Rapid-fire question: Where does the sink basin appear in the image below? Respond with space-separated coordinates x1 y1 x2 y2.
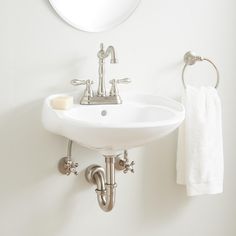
42 93 185 154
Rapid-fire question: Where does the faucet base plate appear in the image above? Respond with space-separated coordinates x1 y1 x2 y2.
80 95 122 105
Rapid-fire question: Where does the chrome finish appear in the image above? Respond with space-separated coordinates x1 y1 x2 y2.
115 150 135 174
85 155 117 212
71 43 131 105
71 79 87 86
116 78 132 84
97 43 117 97
85 164 105 184
67 139 73 157
71 79 94 104
183 51 203 65
109 78 132 96
58 140 79 175
58 157 79 176
101 110 107 116
58 145 134 211
182 51 220 89
80 95 122 105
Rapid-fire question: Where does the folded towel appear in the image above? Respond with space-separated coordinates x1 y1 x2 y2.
177 85 224 196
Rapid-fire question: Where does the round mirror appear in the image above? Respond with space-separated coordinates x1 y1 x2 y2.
49 0 141 32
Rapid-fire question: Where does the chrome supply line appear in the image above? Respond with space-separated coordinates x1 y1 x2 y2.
58 139 79 176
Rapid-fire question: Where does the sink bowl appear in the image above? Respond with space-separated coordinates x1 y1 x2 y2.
42 93 185 154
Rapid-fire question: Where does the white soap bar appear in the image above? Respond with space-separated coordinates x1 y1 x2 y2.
51 96 73 110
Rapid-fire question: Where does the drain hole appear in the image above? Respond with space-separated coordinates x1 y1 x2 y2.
101 110 107 116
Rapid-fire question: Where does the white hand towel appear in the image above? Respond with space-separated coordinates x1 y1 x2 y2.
177 85 224 196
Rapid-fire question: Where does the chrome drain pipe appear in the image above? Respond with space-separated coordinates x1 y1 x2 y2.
85 155 117 212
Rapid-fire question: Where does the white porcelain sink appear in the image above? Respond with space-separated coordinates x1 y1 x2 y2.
42 93 185 154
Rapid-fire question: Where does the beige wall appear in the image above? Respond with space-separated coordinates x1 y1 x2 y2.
1 0 236 235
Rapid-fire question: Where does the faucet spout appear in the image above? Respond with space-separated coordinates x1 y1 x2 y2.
72 43 129 105
97 43 117 63
105 46 118 64
97 43 117 96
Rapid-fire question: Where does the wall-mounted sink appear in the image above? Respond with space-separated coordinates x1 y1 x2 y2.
42 92 185 155
42 43 185 212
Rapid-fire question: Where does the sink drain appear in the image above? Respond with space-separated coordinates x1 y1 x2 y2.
101 110 107 116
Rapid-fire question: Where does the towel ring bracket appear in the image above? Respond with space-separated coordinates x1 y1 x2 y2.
182 51 220 89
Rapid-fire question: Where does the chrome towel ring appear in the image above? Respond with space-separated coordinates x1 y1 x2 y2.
182 51 220 89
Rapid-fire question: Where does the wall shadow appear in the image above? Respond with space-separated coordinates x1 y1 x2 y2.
0 99 95 236
138 131 190 225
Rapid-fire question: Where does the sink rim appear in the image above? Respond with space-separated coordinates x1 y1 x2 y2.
44 93 185 129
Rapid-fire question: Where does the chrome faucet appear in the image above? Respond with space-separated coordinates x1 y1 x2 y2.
71 43 131 105
97 43 117 97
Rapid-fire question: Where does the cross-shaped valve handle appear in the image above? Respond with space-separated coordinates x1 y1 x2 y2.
123 158 135 174
115 150 135 174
